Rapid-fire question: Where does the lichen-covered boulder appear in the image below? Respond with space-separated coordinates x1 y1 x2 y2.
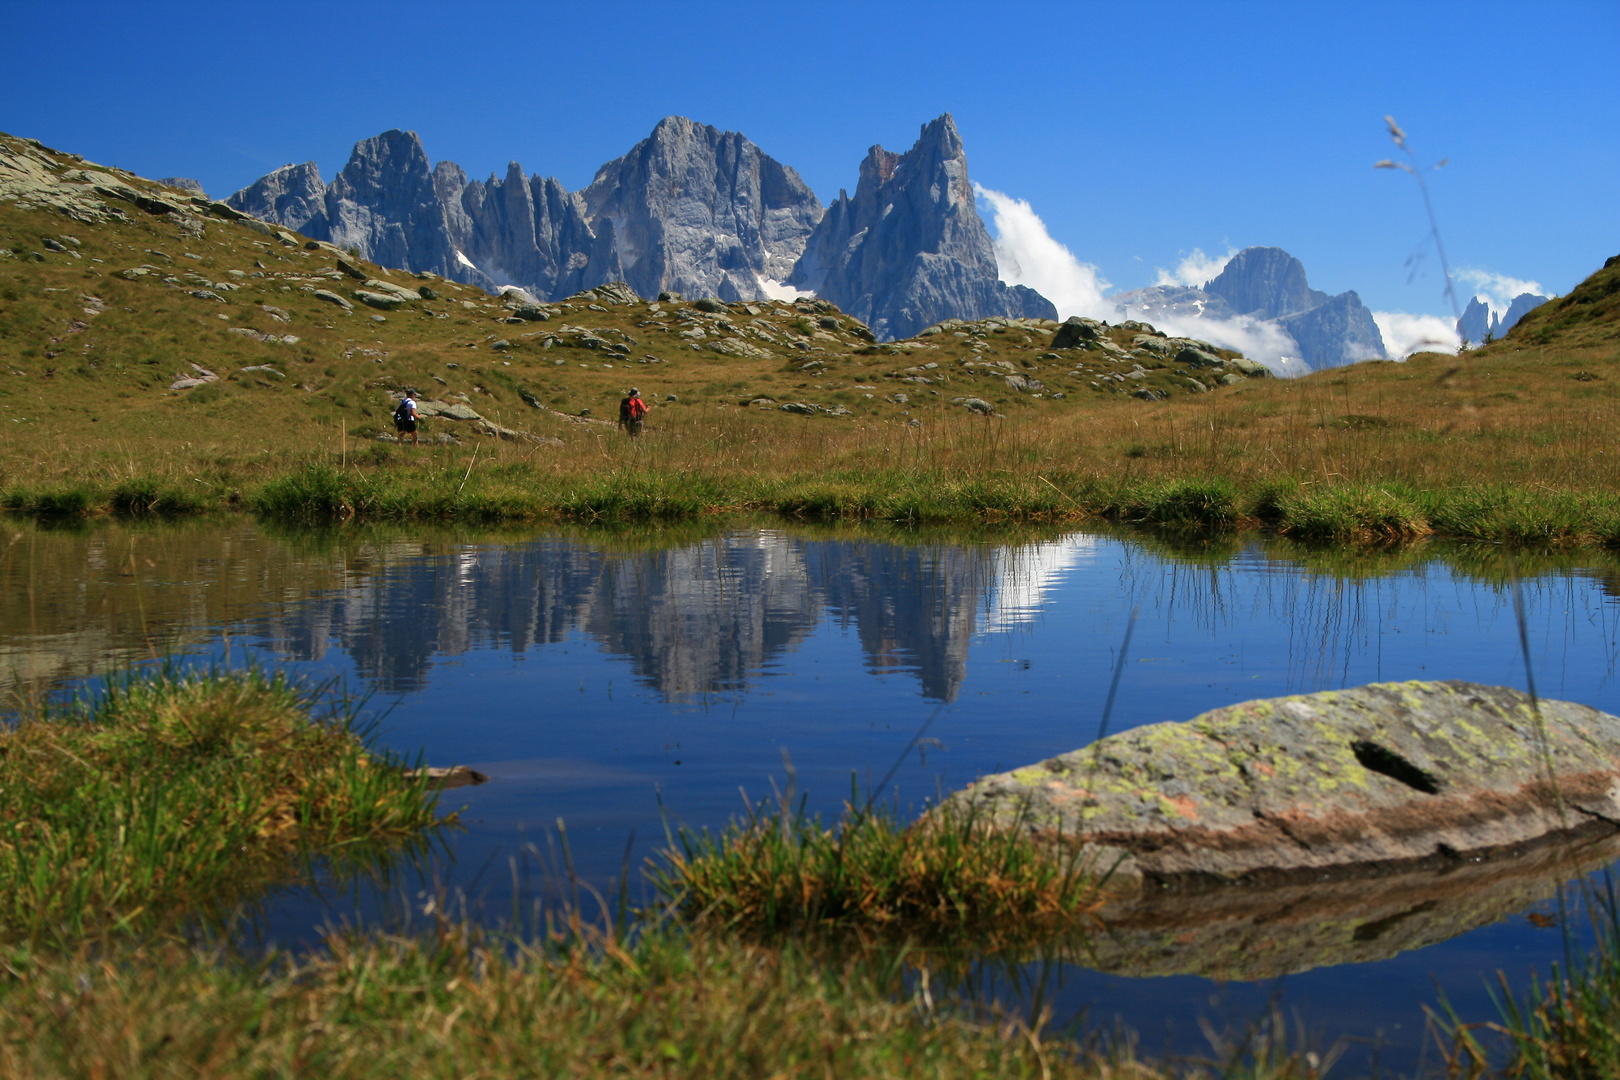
950 681 1620 889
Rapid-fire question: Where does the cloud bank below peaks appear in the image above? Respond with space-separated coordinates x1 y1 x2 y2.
974 185 1113 321
1372 311 1460 358
975 187 1307 375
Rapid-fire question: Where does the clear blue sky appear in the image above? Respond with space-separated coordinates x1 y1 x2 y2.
3 0 1615 321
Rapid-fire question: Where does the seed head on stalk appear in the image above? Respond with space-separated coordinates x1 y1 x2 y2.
1375 115 1461 326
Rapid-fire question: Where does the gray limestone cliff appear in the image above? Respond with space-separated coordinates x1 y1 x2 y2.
1276 289 1386 368
227 115 1055 333
1457 296 1493 344
787 114 1056 340
1455 292 1551 345
579 116 823 302
227 161 329 238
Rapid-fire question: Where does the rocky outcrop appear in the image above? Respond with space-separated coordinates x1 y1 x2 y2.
951 681 1620 890
157 177 206 198
787 114 1055 340
579 117 823 302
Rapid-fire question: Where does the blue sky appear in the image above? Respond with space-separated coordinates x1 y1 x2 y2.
3 0 1615 343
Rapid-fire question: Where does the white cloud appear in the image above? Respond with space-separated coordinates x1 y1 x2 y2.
1372 311 1460 358
1153 247 1235 289
1110 299 1312 377
974 184 1114 320
1457 268 1548 320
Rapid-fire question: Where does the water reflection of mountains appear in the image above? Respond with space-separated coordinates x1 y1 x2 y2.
259 533 1077 700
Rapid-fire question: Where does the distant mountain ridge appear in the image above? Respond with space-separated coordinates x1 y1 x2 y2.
1112 246 1386 371
228 114 1055 340
1457 292 1551 345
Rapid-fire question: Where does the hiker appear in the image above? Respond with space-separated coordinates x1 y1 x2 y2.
619 387 648 436
394 388 420 445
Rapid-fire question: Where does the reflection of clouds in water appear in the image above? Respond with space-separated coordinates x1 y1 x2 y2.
977 536 1099 634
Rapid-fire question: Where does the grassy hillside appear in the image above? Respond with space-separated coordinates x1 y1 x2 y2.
3 129 1619 543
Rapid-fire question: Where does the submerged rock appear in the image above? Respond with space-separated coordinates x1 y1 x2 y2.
951 681 1620 890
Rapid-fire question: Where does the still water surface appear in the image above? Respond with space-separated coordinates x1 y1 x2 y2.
7 519 1620 1070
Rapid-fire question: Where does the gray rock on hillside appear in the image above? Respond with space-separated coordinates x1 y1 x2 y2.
579 116 824 302
950 680 1620 890
787 113 1056 341
157 176 206 198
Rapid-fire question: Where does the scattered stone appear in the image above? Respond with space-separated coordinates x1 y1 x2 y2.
693 297 727 314
336 257 367 280
313 289 353 311
665 394 679 402
239 365 285 378
962 398 994 415
419 285 440 300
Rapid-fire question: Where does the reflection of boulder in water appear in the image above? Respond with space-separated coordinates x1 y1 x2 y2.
1077 827 1620 980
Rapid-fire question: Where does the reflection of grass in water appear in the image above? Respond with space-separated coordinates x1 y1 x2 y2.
0 664 447 949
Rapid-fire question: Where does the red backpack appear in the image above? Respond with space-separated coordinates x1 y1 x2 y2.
627 396 647 420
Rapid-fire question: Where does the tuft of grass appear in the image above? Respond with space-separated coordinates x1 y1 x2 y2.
0 925 1232 1080
650 789 1102 942
0 664 445 948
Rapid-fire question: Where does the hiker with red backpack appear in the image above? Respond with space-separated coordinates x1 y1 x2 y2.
619 387 648 436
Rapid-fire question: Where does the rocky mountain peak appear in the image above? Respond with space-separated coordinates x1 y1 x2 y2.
788 112 1054 339
579 115 822 302
1204 246 1322 320
226 161 328 237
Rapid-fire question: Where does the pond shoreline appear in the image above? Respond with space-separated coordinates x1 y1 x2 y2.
9 463 1620 549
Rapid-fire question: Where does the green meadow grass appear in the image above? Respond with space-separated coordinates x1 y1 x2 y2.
0 665 444 949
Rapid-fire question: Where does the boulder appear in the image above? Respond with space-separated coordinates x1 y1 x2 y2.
962 397 994 415
1176 346 1224 369
353 290 404 311
336 257 367 280
313 289 352 311
1051 317 1107 349
949 681 1620 891
360 278 419 302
